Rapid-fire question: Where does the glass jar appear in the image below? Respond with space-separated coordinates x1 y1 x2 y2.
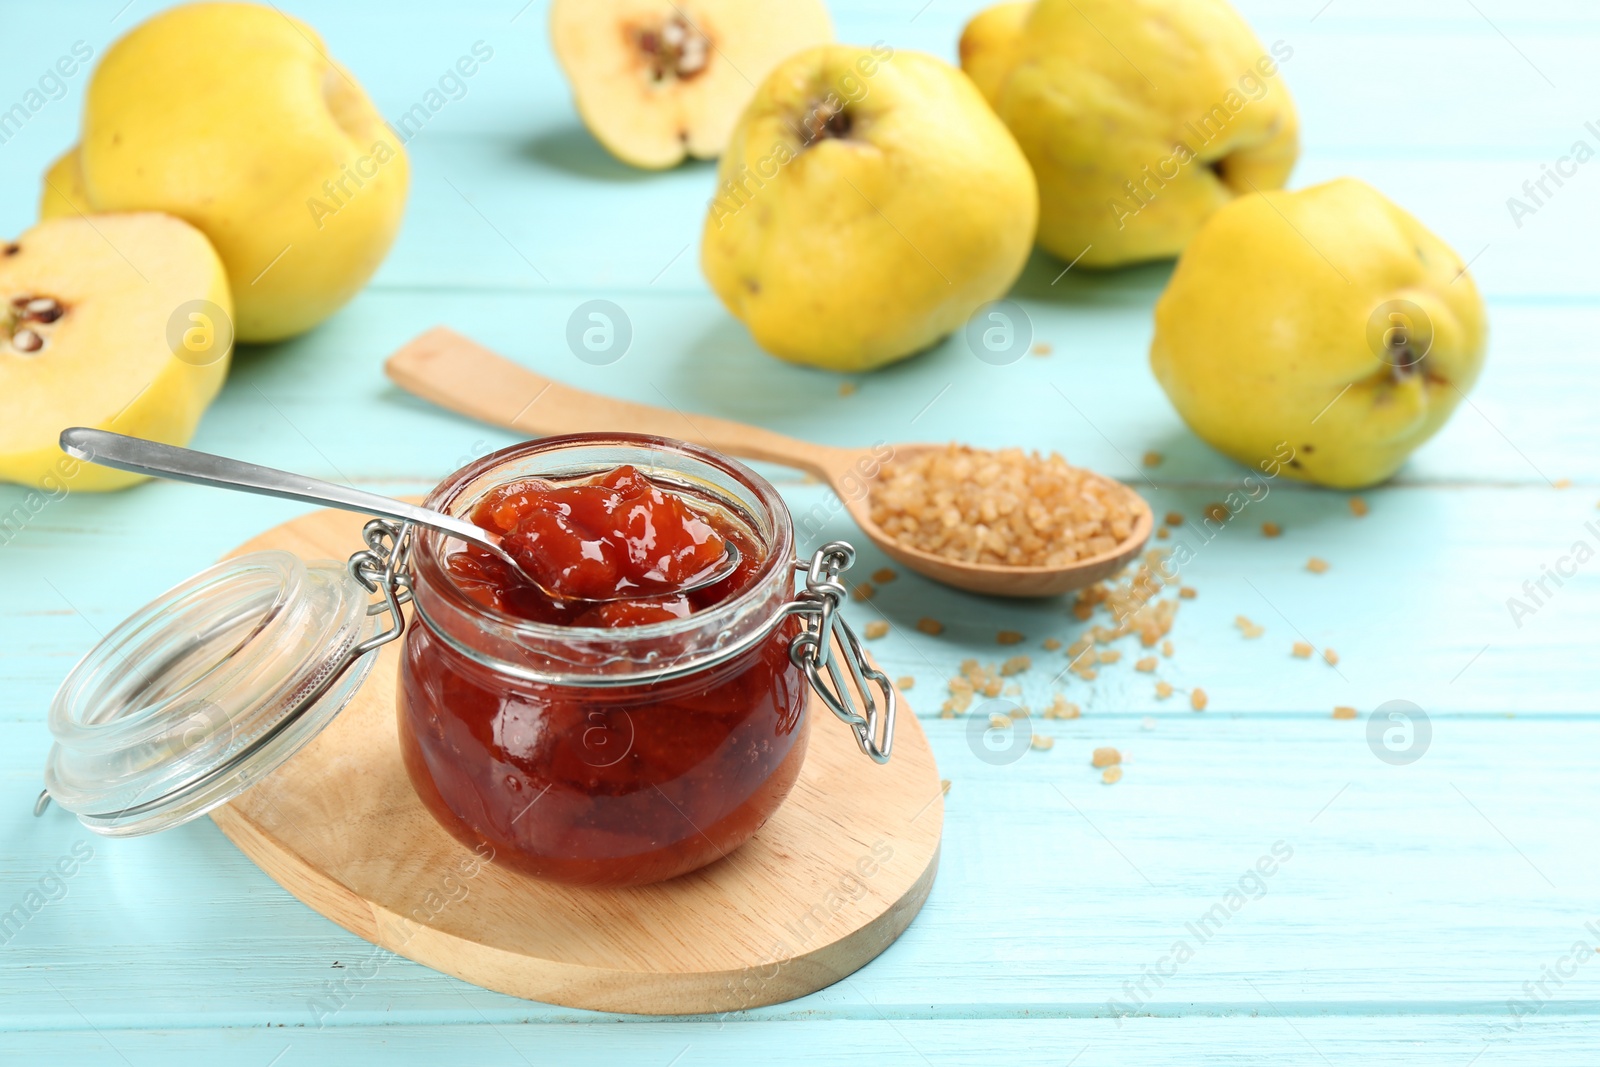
39 433 895 888
400 435 813 887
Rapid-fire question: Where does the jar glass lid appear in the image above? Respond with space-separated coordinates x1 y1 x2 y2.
42 550 381 837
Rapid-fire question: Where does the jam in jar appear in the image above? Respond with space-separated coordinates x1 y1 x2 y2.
398 435 811 887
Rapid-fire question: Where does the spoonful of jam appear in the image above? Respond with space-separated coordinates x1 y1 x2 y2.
58 429 740 606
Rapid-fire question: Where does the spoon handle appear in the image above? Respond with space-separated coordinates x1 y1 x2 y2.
384 327 856 479
58 427 492 548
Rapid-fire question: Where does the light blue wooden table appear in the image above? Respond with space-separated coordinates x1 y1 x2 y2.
4 1 1599 1062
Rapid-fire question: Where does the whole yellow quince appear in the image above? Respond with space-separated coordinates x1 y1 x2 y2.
960 0 1299 268
51 2 408 342
1150 179 1488 489
701 44 1038 372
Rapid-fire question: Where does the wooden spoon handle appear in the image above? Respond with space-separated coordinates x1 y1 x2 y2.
386 328 851 479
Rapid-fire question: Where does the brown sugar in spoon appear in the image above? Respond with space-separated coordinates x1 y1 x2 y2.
385 328 1153 598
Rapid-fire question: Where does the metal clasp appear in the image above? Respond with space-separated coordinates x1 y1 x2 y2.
347 519 414 656
784 541 896 764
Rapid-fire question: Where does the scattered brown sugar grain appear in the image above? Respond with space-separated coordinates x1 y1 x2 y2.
997 630 1025 646
1292 641 1314 658
1235 615 1265 639
1333 706 1358 719
948 659 1005 710
1262 522 1282 537
1161 640 1173 657
1061 549 1185 676
1031 734 1054 751
838 381 857 397
1155 681 1174 699
1042 694 1081 719
853 581 876 601
1000 655 1031 676
1135 656 1157 672
896 676 915 691
1323 648 1340 666
1306 557 1330 574
1032 342 1053 356
872 567 898 584
1204 503 1230 523
916 617 944 636
1143 451 1163 467
867 443 1141 568
864 621 889 639
1190 687 1209 711
1165 511 1184 526
1554 478 1572 489
1041 637 1062 651
1156 527 1170 540
1091 746 1121 768
1102 766 1123 784
1098 649 1122 664
1178 586 1196 599
1349 497 1369 517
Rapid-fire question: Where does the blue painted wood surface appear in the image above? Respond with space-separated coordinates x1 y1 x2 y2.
4 1 1599 1062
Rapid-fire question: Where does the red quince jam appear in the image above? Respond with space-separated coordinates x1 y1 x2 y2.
444 464 760 626
399 464 808 887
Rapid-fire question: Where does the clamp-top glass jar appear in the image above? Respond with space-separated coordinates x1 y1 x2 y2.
40 432 895 889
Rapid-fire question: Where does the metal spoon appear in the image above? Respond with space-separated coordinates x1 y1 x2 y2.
59 428 740 602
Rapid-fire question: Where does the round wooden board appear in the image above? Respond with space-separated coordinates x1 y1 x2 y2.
208 507 943 1015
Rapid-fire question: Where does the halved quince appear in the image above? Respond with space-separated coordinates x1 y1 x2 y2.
550 0 834 169
0 214 232 492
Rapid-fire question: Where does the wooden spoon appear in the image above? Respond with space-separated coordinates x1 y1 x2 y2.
384 327 1153 598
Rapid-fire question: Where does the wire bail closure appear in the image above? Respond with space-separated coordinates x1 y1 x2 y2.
348 518 415 654
784 541 896 765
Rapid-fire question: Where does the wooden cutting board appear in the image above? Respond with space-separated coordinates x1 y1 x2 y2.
209 507 943 1015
